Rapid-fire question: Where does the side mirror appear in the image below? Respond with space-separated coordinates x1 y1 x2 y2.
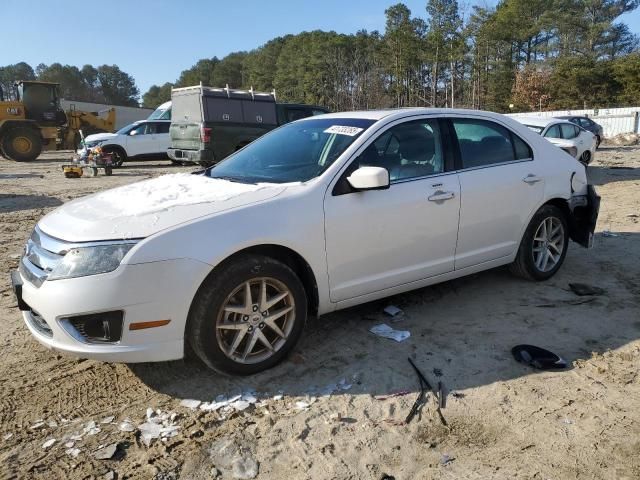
346 166 390 191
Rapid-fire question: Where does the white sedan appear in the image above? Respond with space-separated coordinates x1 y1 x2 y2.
12 109 600 374
516 116 597 165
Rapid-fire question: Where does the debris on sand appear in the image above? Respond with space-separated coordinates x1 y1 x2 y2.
138 410 180 446
440 453 455 465
84 420 101 436
118 420 135 432
569 283 606 296
209 439 259 480
601 230 619 237
42 438 56 449
100 416 115 424
384 305 405 321
200 393 258 413
179 399 202 410
66 447 81 458
370 323 410 342
94 443 119 460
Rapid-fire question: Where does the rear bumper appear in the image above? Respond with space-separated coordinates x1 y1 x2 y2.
569 185 600 248
168 148 214 164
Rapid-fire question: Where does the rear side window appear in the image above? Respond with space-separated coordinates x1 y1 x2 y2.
560 124 578 139
544 124 561 138
578 118 593 128
452 119 530 169
155 122 170 134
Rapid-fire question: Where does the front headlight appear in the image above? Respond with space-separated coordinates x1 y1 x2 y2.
48 243 136 281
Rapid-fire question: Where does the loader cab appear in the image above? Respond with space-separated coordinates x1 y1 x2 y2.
15 81 67 127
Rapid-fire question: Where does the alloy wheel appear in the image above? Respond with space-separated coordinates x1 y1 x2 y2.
216 277 295 364
532 217 565 272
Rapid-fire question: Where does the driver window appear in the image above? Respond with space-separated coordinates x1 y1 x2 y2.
130 124 147 136
356 119 444 182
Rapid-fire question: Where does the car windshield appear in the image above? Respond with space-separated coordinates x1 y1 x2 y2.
115 123 138 135
525 125 544 134
208 118 375 184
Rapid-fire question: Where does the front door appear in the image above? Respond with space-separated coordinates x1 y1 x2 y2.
323 118 460 302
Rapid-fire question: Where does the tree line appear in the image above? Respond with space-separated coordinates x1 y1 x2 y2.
0 62 140 107
2 0 638 113
144 0 640 113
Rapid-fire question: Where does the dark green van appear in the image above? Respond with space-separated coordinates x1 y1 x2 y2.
168 85 329 166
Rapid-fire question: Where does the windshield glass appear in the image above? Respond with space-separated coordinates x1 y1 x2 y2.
116 123 138 135
148 105 171 120
208 118 375 184
525 125 544 134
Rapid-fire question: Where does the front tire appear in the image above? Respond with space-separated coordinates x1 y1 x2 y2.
581 150 592 165
187 255 307 375
103 146 126 167
510 205 569 281
1 127 42 162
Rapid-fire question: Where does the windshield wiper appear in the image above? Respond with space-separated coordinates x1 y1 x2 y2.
211 175 256 184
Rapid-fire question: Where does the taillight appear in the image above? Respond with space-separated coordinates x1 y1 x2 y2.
200 127 212 144
561 146 578 158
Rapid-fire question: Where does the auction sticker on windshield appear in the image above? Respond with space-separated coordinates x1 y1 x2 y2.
324 125 364 136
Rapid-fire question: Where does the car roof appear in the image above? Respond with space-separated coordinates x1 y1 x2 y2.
301 108 512 122
515 116 574 128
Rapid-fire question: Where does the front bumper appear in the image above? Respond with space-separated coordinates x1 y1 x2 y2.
11 258 211 363
168 148 214 164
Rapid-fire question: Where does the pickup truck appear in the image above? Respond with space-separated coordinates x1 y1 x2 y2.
168 85 328 166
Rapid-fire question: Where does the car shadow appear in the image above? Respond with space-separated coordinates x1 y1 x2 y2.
0 194 63 213
129 231 640 405
588 165 640 186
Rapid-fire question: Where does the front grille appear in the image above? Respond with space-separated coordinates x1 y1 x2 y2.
26 310 53 338
21 226 66 287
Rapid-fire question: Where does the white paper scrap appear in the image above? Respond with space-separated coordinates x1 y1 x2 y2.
369 323 410 342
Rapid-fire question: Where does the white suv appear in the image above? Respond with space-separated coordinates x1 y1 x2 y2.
14 109 599 375
79 120 171 166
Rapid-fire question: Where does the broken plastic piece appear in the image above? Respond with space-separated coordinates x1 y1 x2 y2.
511 344 568 370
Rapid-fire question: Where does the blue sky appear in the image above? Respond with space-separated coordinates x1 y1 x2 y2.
2 0 639 97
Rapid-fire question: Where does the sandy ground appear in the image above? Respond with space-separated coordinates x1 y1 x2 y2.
0 149 638 480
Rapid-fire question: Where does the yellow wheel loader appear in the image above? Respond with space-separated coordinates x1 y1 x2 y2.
0 81 67 162
61 106 116 150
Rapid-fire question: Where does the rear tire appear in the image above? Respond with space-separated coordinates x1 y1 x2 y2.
510 205 569 281
1 127 42 162
595 135 601 149
187 255 307 375
581 150 592 165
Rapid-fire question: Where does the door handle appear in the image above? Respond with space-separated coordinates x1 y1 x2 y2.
522 174 542 184
428 190 455 202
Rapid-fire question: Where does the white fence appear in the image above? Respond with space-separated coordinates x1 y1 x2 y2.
508 106 640 138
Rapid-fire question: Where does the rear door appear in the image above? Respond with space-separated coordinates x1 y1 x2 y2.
152 122 171 155
449 116 544 270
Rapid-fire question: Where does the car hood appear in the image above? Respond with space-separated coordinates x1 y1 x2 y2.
84 132 118 143
38 174 287 242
